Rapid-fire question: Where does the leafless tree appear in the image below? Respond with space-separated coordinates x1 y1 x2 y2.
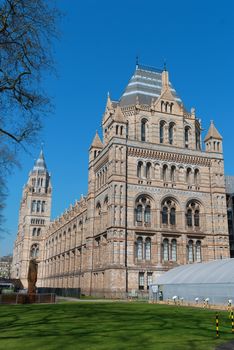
0 0 60 230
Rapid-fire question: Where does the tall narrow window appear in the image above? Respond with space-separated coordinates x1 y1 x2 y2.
144 205 151 223
171 166 176 182
187 209 193 227
170 208 176 225
196 240 201 262
194 169 200 186
163 239 169 261
146 162 151 179
136 205 143 222
194 210 200 227
188 240 194 262
168 123 174 145
185 127 189 148
162 164 168 182
171 239 177 261
141 119 147 141
196 130 200 150
36 201 41 212
147 272 153 290
145 238 151 260
162 207 168 224
139 272 144 290
32 228 37 236
186 168 192 185
160 121 164 143
137 161 143 178
137 237 143 260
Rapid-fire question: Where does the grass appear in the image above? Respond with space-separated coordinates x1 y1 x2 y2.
0 302 234 350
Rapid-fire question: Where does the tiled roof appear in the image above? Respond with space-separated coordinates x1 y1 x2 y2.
119 64 182 106
204 121 222 142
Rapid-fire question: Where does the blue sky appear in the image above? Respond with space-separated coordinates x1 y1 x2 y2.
1 0 234 256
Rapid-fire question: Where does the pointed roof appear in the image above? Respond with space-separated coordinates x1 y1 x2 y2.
119 64 182 106
33 150 47 172
113 105 125 123
90 131 103 149
204 120 222 142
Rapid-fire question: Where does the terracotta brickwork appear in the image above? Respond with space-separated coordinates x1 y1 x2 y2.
12 65 229 296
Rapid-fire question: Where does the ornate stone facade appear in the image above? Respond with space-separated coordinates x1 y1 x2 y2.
12 64 229 297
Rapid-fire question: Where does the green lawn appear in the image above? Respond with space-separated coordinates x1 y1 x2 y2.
0 302 234 350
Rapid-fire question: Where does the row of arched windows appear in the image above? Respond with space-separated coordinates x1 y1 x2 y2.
136 237 202 263
135 196 201 229
31 200 46 213
32 228 41 237
140 119 198 148
137 161 200 186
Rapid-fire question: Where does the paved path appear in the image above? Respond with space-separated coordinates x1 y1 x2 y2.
216 340 234 349
56 296 127 303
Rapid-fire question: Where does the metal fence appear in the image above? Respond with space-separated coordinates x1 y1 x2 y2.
0 293 56 304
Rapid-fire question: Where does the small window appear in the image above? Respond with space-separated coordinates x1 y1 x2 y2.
139 272 144 290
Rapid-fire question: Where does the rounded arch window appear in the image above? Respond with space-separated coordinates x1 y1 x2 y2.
135 196 152 225
162 238 169 261
160 121 166 143
136 237 143 260
145 237 151 260
146 162 152 179
168 122 175 145
96 202 101 216
137 161 143 178
30 244 39 258
186 201 201 229
161 198 177 226
141 119 148 142
184 126 190 148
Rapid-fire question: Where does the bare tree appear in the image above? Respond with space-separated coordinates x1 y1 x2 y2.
0 0 60 230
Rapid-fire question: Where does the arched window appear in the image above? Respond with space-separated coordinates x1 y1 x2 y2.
141 119 147 142
168 123 174 145
137 161 143 178
160 121 165 143
186 202 201 229
145 237 151 260
194 210 200 227
186 168 192 185
187 209 192 226
120 126 123 136
144 205 151 223
171 239 177 261
116 125 119 135
196 130 200 150
163 239 169 261
31 200 36 212
184 126 190 148
136 205 143 222
30 244 39 258
188 240 194 262
162 164 168 182
146 162 151 179
41 201 45 212
103 196 108 212
170 208 176 225
136 237 143 260
161 199 177 226
162 207 168 224
171 166 176 182
37 228 41 236
36 200 41 212
32 228 37 236
135 196 152 226
196 240 201 262
194 169 200 186
96 202 101 216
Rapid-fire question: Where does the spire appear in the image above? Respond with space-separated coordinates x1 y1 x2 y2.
106 92 113 112
90 131 103 149
33 149 47 172
204 120 222 142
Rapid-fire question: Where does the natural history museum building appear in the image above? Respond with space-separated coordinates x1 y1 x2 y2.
11 64 229 297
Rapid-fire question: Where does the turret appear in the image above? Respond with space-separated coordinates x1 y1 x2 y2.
204 120 223 153
89 131 103 162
